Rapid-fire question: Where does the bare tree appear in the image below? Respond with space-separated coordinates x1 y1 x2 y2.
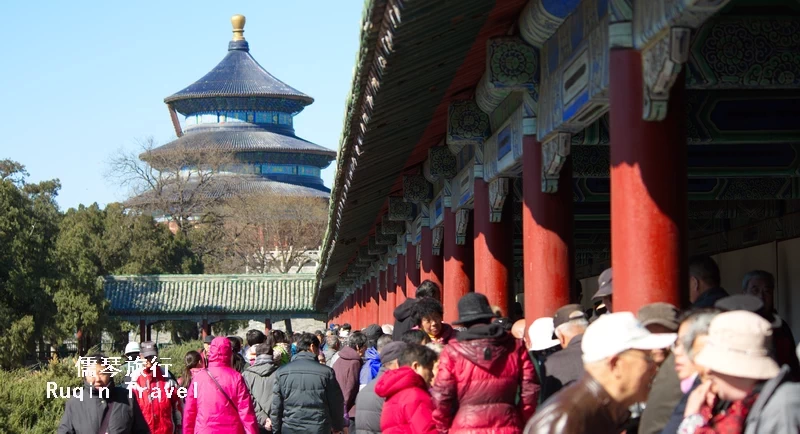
205 193 328 274
107 137 235 235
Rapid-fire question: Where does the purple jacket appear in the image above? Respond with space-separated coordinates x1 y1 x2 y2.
183 337 258 434
333 346 363 418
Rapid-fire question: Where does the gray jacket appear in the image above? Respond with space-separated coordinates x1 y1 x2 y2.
243 355 280 430
744 365 800 434
271 351 345 434
639 354 682 434
542 334 585 402
354 367 387 434
57 383 149 434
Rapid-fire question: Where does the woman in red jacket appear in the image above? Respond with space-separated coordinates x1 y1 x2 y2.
431 293 540 433
132 342 182 434
375 344 439 434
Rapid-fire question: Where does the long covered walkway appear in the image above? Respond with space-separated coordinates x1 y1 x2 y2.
315 0 800 339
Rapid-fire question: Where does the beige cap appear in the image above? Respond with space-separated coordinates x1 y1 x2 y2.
694 311 780 380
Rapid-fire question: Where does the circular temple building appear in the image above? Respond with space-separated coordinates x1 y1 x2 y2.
142 14 335 204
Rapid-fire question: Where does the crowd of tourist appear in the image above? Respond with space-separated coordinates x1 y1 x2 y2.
57 256 800 434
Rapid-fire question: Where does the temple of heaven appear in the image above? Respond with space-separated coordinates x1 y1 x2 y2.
141 14 335 203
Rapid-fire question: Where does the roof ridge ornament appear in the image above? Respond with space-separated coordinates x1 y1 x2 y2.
231 14 246 41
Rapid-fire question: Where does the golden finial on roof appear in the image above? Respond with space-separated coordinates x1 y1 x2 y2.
231 14 246 41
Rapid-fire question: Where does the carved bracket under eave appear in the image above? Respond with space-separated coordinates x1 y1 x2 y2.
641 27 691 121
541 132 571 193
488 178 509 223
424 146 458 183
381 217 407 235
431 227 444 256
632 0 732 121
475 37 539 115
388 196 414 221
403 175 432 204
455 208 470 245
446 100 491 155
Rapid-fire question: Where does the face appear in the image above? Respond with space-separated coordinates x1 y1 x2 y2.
615 349 658 404
85 363 112 390
689 276 700 302
421 313 443 337
673 322 698 381
745 277 774 312
645 324 674 367
412 361 435 386
709 371 758 401
203 343 211 352
144 355 158 373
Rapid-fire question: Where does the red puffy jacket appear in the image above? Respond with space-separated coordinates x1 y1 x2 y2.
431 324 539 434
375 367 437 434
133 366 181 434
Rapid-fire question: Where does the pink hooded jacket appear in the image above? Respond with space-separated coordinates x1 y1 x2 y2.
183 337 258 434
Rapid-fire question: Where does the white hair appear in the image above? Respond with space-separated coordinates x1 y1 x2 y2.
555 318 589 339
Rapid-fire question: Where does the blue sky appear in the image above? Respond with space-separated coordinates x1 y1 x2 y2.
0 2 363 210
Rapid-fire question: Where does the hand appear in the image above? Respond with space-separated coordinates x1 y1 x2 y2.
264 419 272 430
684 380 713 417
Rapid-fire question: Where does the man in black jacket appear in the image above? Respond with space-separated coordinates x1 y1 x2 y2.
58 353 149 434
689 255 729 308
271 333 345 434
392 280 440 341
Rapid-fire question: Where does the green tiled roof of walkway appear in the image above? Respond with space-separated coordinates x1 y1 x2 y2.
104 274 316 315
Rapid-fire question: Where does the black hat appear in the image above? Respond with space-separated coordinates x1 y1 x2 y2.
140 341 158 358
553 304 586 330
203 335 216 344
715 295 781 328
364 324 384 341
453 293 496 325
379 342 407 364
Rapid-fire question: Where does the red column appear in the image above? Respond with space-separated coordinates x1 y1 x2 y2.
444 209 473 323
406 241 420 296
609 49 687 312
355 286 362 329
345 294 353 327
371 276 380 326
523 136 574 321
387 263 397 322
473 179 513 315
396 252 407 308
420 227 444 288
379 270 388 325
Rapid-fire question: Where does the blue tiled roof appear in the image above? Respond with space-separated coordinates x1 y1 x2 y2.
164 40 313 113
152 129 336 159
104 274 317 315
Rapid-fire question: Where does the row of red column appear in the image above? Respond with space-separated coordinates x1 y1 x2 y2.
332 48 685 326
330 245 416 328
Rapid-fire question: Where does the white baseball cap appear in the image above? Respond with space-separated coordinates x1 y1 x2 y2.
528 317 560 351
124 342 141 355
581 312 676 363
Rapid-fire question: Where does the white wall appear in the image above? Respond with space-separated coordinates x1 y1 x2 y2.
578 240 799 339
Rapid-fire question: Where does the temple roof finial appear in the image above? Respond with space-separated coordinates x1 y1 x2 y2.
231 14 246 41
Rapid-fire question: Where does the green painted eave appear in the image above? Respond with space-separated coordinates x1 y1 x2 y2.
103 274 316 316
